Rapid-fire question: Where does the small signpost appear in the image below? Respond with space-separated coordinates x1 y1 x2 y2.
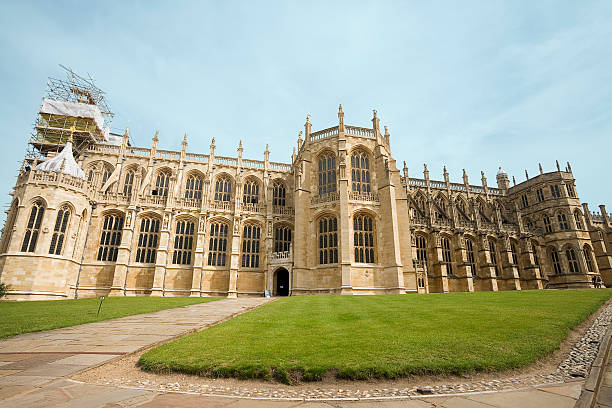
97 296 105 317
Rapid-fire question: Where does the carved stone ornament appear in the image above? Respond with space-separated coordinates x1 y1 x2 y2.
163 214 170 229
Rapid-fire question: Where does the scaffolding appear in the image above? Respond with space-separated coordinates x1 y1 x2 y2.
27 65 114 160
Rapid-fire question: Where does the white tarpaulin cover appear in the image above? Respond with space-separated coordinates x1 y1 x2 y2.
40 98 105 131
35 140 85 179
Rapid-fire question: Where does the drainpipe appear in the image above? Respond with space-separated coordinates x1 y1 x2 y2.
74 201 97 299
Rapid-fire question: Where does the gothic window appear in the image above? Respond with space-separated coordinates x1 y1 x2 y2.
566 247 580 273
97 214 124 262
318 216 338 264
214 176 231 202
566 184 576 197
102 166 112 185
536 188 544 202
172 220 195 265
532 240 540 266
510 242 518 265
543 215 553 233
317 152 336 197
273 182 286 207
185 175 203 199
207 221 228 266
521 194 529 208
87 169 94 183
574 210 583 230
0 200 18 254
274 225 292 253
135 217 160 263
441 237 453 274
466 239 476 277
49 205 70 255
241 224 261 268
417 277 425 288
583 245 594 272
123 170 135 196
550 184 561 198
416 235 427 266
351 150 371 194
435 196 447 219
456 199 466 215
558 213 569 231
242 179 260 204
21 200 45 253
489 241 499 276
354 214 375 263
524 217 533 230
154 171 170 197
551 248 562 274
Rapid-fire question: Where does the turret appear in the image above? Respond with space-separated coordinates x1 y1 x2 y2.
496 166 510 192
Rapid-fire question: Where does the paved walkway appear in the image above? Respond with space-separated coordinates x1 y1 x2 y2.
0 297 585 407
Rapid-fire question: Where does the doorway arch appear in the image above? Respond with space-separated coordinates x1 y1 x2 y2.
274 268 289 296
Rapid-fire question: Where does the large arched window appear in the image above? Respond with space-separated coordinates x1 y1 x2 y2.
318 216 338 264
465 238 476 276
241 224 261 268
208 221 229 266
123 169 135 196
273 181 286 207
243 179 260 204
531 240 540 267
97 214 124 262
351 150 371 193
574 210 584 230
154 171 170 197
415 235 427 265
102 165 112 185
172 220 195 265
135 217 160 263
274 225 292 253
557 212 569 231
583 245 595 272
49 205 71 255
551 248 562 274
21 200 45 253
185 174 203 199
214 176 231 202
435 195 448 219
566 247 580 273
317 152 336 197
489 241 499 276
543 215 553 233
0 200 18 254
441 236 453 274
354 214 375 263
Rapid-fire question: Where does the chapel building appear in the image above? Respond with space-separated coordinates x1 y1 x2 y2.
1 73 611 300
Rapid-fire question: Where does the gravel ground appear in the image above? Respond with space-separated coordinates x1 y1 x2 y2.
74 298 612 400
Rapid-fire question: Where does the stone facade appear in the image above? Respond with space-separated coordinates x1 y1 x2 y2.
1 106 611 300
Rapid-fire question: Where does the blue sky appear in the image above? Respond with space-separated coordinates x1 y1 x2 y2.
1 1 611 223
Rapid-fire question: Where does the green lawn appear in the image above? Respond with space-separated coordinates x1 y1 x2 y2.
0 296 221 339
139 290 611 384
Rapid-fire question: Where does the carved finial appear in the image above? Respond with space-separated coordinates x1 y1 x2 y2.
211 137 216 146
265 143 269 153
567 161 572 173
183 133 187 142
424 163 428 172
512 176 516 186
525 170 529 179
443 165 448 174
238 140 243 151
539 163 543 174
384 126 389 136
153 130 159 142
306 114 311 124
338 104 343 113
298 131 303 142
373 109 377 118
123 127 130 138
555 160 560 171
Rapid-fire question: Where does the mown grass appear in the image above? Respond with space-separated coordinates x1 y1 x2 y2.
0 296 221 339
139 290 611 384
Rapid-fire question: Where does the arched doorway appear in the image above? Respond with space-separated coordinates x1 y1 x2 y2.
274 268 289 296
